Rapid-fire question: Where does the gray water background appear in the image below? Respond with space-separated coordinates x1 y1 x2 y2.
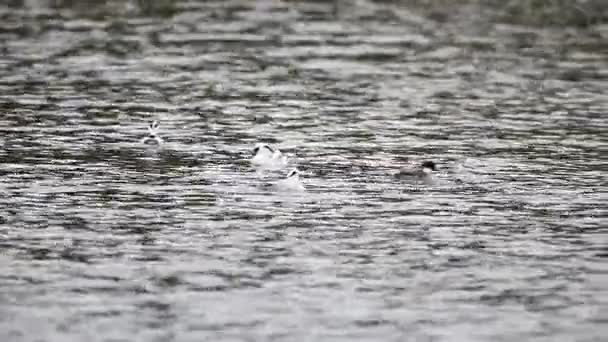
0 1 607 341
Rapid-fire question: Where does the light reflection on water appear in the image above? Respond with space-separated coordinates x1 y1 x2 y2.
0 1 606 341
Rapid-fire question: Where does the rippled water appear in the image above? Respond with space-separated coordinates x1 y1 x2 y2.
1 1 607 341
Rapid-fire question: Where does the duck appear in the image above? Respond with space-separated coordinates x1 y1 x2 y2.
394 161 437 185
275 168 305 192
141 120 163 145
251 143 288 169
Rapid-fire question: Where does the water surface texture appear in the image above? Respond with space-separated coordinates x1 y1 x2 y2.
1 1 607 341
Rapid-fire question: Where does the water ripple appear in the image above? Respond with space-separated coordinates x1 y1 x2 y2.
0 1 606 342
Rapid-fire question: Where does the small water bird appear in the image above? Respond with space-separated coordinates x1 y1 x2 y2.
251 143 288 169
275 168 305 192
394 161 437 185
141 120 163 145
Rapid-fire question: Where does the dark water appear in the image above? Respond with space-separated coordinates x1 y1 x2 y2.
0 1 607 341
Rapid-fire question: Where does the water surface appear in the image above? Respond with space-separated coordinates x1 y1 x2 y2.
0 1 606 341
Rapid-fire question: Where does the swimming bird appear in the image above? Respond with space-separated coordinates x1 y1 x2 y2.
251 143 288 169
275 168 305 192
141 120 163 145
394 161 437 185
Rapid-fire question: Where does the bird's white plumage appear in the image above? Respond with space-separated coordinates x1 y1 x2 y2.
251 143 288 170
141 120 163 145
275 168 305 192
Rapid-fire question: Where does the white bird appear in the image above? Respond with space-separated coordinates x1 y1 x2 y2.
275 168 305 192
251 143 288 169
394 161 437 185
141 120 163 145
